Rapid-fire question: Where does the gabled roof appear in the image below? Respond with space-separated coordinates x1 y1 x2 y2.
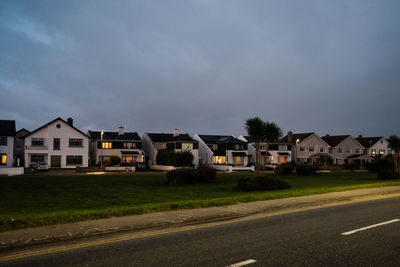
147 133 197 143
0 120 16 136
199 135 247 144
355 137 383 148
281 132 314 144
25 117 89 138
321 135 351 147
16 128 30 135
89 131 141 141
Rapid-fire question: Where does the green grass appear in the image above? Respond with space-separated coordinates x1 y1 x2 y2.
0 172 399 231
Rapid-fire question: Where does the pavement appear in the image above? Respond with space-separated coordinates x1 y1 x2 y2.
1 185 400 250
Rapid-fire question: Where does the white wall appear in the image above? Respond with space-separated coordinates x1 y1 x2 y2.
369 138 390 156
193 134 214 165
295 134 330 162
330 137 364 165
0 167 24 176
142 133 158 165
238 135 255 163
0 136 14 168
25 119 89 168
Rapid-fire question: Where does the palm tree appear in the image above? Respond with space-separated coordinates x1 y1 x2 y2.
388 135 400 175
245 117 282 177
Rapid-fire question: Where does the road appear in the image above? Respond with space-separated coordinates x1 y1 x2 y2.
1 197 400 266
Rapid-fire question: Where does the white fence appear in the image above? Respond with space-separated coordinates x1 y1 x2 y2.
0 167 24 176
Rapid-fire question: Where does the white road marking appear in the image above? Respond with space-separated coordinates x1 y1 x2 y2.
227 259 257 267
341 219 400 235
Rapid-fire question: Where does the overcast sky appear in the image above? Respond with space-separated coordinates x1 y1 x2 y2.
1 0 400 137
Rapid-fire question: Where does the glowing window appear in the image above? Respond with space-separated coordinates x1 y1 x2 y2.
181 143 193 150
0 155 6 165
213 156 226 164
379 149 385 155
371 149 376 155
233 156 244 165
102 142 112 149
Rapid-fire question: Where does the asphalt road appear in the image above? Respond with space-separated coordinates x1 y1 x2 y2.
2 197 400 266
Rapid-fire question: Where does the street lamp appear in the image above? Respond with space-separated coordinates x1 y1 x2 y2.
100 131 104 172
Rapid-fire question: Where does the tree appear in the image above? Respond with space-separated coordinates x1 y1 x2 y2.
245 117 282 177
388 135 400 175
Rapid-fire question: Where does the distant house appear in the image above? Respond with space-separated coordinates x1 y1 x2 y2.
88 127 144 166
321 135 369 165
355 136 390 157
142 129 199 166
14 128 30 167
193 134 248 166
24 117 89 168
281 132 330 163
238 135 291 166
0 120 16 168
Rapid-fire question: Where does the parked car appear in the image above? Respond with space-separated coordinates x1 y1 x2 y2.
31 162 49 171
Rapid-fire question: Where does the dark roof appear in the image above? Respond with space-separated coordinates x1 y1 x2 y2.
199 135 247 144
242 135 288 145
281 132 314 144
232 152 247 156
0 120 16 136
355 137 383 148
346 154 366 159
277 152 290 156
89 131 141 141
16 128 30 135
147 133 197 143
121 151 140 155
25 117 89 138
321 135 351 147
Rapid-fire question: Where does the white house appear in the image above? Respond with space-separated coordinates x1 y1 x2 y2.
238 135 292 166
193 134 249 166
24 117 89 169
356 136 391 157
88 127 144 166
0 120 16 168
142 129 199 166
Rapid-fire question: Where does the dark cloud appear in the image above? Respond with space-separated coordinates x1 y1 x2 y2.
1 0 400 137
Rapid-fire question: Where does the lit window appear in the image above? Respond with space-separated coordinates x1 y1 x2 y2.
371 149 376 155
213 156 226 164
182 143 193 150
102 142 112 149
0 154 6 165
233 156 244 165
379 149 385 155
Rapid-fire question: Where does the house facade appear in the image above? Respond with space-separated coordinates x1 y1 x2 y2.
322 135 367 165
238 135 292 166
24 118 89 168
193 134 248 166
14 128 30 167
355 136 390 157
281 132 330 163
142 129 199 166
88 127 144 166
0 120 16 168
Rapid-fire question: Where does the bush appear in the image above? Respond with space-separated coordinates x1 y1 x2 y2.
237 176 290 191
275 162 295 175
109 156 121 166
296 164 316 176
156 150 177 166
368 158 394 173
197 165 216 183
377 170 399 180
166 166 217 185
174 151 194 167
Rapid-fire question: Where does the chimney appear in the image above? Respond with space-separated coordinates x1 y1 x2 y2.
287 131 293 144
173 128 179 137
67 117 73 126
118 126 125 136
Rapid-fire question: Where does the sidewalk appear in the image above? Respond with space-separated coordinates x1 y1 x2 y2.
1 185 400 250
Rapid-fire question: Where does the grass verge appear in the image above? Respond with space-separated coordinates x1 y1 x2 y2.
0 171 399 231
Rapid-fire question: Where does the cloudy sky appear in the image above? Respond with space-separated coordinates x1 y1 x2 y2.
1 0 400 137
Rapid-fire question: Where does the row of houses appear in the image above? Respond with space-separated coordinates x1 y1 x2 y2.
0 117 392 173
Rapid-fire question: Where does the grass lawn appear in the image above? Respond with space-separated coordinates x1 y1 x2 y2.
0 171 399 231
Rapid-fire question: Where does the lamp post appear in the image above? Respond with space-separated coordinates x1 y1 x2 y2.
100 131 104 172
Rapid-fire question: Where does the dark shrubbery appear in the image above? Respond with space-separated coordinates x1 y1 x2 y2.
166 166 217 185
377 170 399 180
295 164 316 176
237 176 290 191
156 150 177 166
275 162 296 175
109 156 121 166
174 151 194 167
368 158 394 173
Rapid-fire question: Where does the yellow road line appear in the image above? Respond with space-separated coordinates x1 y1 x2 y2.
1 193 399 262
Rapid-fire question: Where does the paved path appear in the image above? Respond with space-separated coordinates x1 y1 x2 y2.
1 185 400 250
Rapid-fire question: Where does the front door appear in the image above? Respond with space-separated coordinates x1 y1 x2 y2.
51 155 61 168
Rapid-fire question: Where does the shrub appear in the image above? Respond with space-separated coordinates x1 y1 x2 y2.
377 170 399 180
197 165 216 183
156 150 176 166
237 176 290 191
275 162 295 175
368 158 394 173
296 164 316 176
166 169 197 185
109 156 121 166
174 151 194 167
344 163 357 170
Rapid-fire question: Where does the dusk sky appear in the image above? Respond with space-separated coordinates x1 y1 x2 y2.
1 0 400 138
